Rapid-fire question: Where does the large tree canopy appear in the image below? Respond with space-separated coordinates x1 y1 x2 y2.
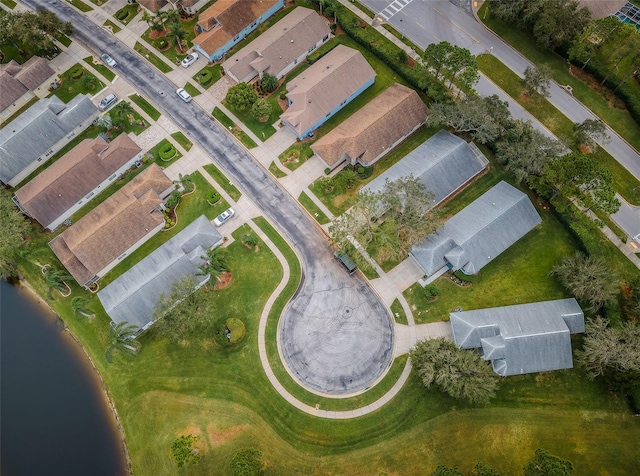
427 95 511 144
410 338 498 404
329 176 442 264
550 251 619 312
0 188 29 280
1 9 72 55
153 275 209 342
524 448 573 476
225 82 258 111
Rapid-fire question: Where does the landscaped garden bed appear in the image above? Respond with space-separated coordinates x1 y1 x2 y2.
114 4 138 25
51 63 104 103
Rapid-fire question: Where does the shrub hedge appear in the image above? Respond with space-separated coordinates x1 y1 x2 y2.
159 144 176 160
198 71 213 85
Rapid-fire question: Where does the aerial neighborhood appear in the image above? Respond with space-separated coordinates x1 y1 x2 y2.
1 0 639 474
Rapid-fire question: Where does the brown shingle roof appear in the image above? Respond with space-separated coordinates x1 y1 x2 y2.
137 0 168 12
280 45 376 137
13 56 56 91
194 0 280 56
311 84 428 166
222 7 330 82
0 57 54 112
15 134 142 228
578 0 627 18
49 164 172 285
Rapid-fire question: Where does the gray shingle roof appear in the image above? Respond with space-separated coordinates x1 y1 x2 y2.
97 215 223 330
0 95 97 185
449 298 584 376
222 7 330 82
410 181 541 276
364 130 488 205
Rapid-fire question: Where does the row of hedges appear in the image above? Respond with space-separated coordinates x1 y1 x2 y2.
334 6 448 102
568 56 640 126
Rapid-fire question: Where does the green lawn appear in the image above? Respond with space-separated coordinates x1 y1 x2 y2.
390 298 408 325
128 93 161 121
141 15 201 66
1 0 17 8
147 138 182 167
134 42 172 73
211 107 258 149
309 126 440 216
114 4 138 25
193 64 223 89
478 3 640 153
202 163 242 202
170 131 192 151
83 56 116 82
103 19 122 34
268 161 287 178
297 192 330 225
279 142 314 171
182 81 201 97
14 204 640 476
51 63 104 103
66 0 93 12
477 54 640 205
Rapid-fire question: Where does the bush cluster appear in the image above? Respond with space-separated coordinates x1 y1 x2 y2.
198 71 213 85
115 9 128 21
208 191 221 203
158 143 176 160
69 65 84 79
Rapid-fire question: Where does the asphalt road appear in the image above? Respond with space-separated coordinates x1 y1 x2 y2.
25 0 394 396
361 0 640 180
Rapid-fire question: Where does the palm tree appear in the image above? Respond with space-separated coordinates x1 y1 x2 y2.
71 296 94 319
43 267 71 299
167 21 188 53
96 113 112 130
198 247 230 283
83 74 98 91
105 322 140 363
140 9 155 28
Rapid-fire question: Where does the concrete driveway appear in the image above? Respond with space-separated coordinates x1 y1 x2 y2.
29 0 394 396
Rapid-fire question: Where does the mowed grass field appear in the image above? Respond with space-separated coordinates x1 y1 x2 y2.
13 165 639 474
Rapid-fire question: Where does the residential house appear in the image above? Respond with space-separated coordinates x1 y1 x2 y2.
98 215 223 331
410 181 541 277
0 57 56 120
49 164 174 288
280 45 376 140
137 0 168 13
311 83 428 170
222 7 330 83
13 134 143 231
0 95 98 187
578 0 639 28
449 298 585 376
193 0 285 62
363 130 489 204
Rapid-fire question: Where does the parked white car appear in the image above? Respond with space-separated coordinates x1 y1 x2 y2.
181 52 199 68
176 88 192 103
213 208 235 226
101 53 117 67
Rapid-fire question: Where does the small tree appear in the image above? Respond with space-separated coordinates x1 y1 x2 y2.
242 233 259 248
153 275 208 343
251 98 272 121
522 64 552 97
231 449 262 476
198 246 230 283
410 338 498 404
71 296 93 319
43 267 71 299
260 72 278 92
573 119 610 152
165 190 182 209
550 251 619 312
171 435 200 467
524 448 573 476
105 322 140 362
96 113 112 130
226 82 258 111
340 168 358 189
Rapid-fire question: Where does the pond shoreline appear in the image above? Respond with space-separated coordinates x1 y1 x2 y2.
15 277 132 476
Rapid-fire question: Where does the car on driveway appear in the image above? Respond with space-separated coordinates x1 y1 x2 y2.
181 52 199 68
98 93 117 111
101 53 117 67
213 208 235 226
176 88 192 103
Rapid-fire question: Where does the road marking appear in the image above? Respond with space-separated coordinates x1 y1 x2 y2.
430 6 480 44
378 0 414 21
416 21 425 30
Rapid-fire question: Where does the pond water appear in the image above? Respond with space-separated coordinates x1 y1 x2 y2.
1 279 128 475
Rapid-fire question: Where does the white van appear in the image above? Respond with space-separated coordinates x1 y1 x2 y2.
99 93 118 111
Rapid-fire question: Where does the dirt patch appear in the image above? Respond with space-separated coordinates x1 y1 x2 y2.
207 424 247 447
569 65 628 111
213 271 232 290
175 424 207 454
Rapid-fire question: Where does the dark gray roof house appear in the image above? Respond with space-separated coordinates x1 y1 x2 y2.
363 130 489 206
450 298 585 376
0 95 98 186
97 215 223 331
410 181 541 276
